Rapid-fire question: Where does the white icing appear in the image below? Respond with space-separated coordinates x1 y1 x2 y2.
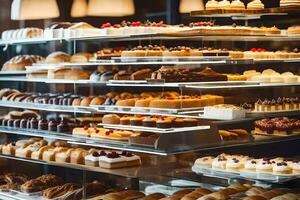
212 159 227 169
293 163 300 170
99 155 127 163
85 154 100 162
256 161 273 171
244 160 257 170
226 160 242 169
125 155 140 162
273 164 291 172
195 156 214 166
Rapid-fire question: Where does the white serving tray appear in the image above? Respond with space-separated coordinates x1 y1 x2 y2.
192 165 300 183
98 123 210 134
91 105 204 114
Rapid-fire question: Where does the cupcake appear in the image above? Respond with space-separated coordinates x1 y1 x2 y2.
142 117 157 127
156 118 172 129
20 119 28 129
38 119 48 130
273 162 292 175
30 118 38 129
173 118 184 128
183 118 198 127
247 0 264 10
57 120 70 133
205 0 219 10
130 116 144 126
13 119 21 128
120 115 131 125
230 0 246 9
8 119 15 128
2 119 9 126
194 156 215 168
48 120 58 132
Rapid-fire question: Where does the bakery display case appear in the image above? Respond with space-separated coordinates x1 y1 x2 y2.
0 0 299 199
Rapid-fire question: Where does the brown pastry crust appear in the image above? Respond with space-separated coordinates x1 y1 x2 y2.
70 52 93 63
64 69 91 80
45 52 71 64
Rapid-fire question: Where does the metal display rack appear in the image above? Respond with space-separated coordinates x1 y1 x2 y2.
0 9 300 199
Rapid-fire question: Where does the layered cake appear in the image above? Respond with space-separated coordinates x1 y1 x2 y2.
254 97 300 112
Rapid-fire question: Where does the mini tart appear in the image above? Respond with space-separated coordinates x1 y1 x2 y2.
225 158 244 171
256 160 273 173
156 119 172 129
92 129 139 141
194 156 215 168
273 162 292 175
182 118 198 127
173 118 184 128
130 116 144 126
142 117 157 127
120 116 131 125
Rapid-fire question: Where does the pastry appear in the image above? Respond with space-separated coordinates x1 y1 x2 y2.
48 68 72 79
85 150 106 167
142 117 157 127
90 96 105 106
156 118 172 129
131 68 153 80
247 0 264 10
42 147 66 161
2 55 44 71
130 116 144 126
120 151 141 167
70 52 93 63
42 183 80 199
45 52 71 64
256 159 273 173
194 156 215 168
80 97 93 106
205 0 220 10
102 114 120 124
96 190 145 200
226 158 243 171
57 120 70 133
230 0 246 9
120 115 131 125
140 193 166 200
21 174 64 193
2 143 17 155
55 148 74 163
48 120 58 132
64 69 91 80
99 151 127 169
273 162 292 174
70 148 88 164
38 119 48 130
